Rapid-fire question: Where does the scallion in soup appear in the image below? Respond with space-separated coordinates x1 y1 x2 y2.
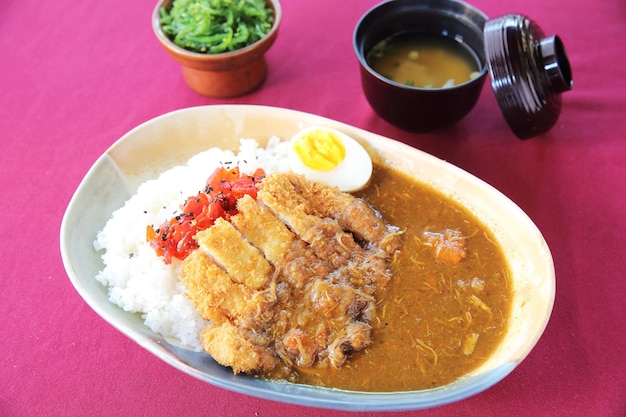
367 33 481 88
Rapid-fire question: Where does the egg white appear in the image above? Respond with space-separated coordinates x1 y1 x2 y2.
287 126 373 192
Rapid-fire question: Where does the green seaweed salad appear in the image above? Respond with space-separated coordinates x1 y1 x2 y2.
160 0 274 54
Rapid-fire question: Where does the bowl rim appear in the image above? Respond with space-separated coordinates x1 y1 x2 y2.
60 104 555 411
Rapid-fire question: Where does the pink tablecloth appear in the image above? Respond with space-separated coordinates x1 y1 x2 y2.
2 0 625 416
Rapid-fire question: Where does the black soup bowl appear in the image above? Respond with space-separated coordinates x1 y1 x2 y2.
354 0 488 132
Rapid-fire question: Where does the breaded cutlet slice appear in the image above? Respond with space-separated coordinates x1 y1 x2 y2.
201 322 278 374
180 250 258 324
231 194 296 265
195 217 272 290
255 173 320 238
276 173 402 254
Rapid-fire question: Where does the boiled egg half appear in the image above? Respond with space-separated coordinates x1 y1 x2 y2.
287 126 373 192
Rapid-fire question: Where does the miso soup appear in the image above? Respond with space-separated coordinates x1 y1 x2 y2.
367 33 481 88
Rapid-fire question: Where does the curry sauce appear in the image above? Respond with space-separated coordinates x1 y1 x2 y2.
287 165 512 391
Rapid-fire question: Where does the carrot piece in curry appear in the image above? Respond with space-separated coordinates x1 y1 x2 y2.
422 229 467 265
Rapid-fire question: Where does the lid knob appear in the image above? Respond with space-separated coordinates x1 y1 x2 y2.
485 15 573 139
539 35 573 94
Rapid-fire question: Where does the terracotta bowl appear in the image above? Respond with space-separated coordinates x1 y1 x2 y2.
353 0 488 132
152 0 282 98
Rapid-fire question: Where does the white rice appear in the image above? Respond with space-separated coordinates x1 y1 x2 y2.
94 137 290 350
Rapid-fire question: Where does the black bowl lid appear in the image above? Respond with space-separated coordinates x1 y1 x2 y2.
484 15 573 139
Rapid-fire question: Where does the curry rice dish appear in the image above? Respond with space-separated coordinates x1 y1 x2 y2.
95 142 511 392
181 169 511 391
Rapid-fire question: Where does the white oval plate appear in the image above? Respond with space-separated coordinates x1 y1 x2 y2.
60 105 555 411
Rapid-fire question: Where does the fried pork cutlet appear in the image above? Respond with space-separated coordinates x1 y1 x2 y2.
180 172 401 376
179 250 275 326
230 194 296 265
195 217 272 290
262 172 402 254
201 322 279 374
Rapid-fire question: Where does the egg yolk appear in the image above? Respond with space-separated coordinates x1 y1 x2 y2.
292 130 346 171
